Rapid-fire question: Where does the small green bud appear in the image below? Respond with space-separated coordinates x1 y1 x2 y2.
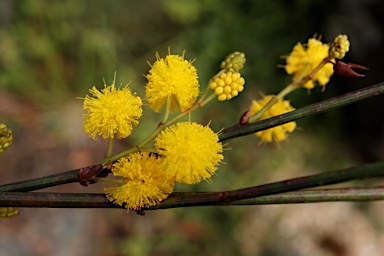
220 51 246 72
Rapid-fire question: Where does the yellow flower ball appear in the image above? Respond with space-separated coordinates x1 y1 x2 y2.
145 52 200 113
155 122 223 184
209 71 245 101
329 34 350 59
285 38 334 89
83 78 142 139
251 96 297 142
105 153 174 210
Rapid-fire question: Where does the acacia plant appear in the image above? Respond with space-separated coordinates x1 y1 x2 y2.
1 34 384 217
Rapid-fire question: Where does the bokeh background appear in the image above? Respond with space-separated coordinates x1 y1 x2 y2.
1 0 384 255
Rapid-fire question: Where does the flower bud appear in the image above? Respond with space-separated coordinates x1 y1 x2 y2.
0 123 14 153
329 34 350 59
220 51 246 72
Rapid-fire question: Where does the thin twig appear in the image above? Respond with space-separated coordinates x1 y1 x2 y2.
0 170 80 192
0 82 384 206
1 162 384 208
2 187 384 209
220 81 384 142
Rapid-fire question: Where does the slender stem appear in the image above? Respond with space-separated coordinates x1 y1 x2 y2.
106 99 173 162
198 69 225 102
2 161 384 208
161 96 172 124
198 77 214 103
0 170 80 192
233 187 384 205
105 147 139 164
152 161 384 207
220 81 384 142
106 137 114 158
248 84 300 123
248 58 329 123
2 187 384 209
160 69 223 128
1 82 383 195
93 177 123 184
163 93 215 127
198 93 218 109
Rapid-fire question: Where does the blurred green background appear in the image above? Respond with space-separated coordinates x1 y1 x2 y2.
1 1 384 255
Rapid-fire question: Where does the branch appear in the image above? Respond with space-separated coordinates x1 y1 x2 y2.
0 82 384 199
0 170 80 192
219 81 384 142
1 161 384 208
2 187 384 209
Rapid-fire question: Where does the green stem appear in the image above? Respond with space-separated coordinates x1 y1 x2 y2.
105 147 140 164
105 97 172 162
160 69 223 128
106 137 114 158
153 161 384 207
2 187 384 209
0 170 80 192
161 96 172 124
164 93 217 127
93 177 123 185
233 187 384 205
248 84 300 123
248 58 329 123
1 82 383 194
2 161 384 208
220 81 384 142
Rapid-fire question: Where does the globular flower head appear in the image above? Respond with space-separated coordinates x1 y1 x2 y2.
329 34 350 59
155 122 223 184
83 77 142 139
209 71 245 101
250 96 296 142
104 153 174 210
145 51 200 113
0 123 14 153
285 37 334 89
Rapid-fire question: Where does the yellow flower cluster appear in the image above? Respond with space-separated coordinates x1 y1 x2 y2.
285 38 334 89
250 95 297 142
83 78 142 139
155 122 223 184
84 53 225 210
210 72 245 101
328 34 350 59
105 153 174 211
85 36 356 211
105 122 223 209
145 52 199 113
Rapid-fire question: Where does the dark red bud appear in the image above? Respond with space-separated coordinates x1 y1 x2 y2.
334 61 368 78
239 109 251 125
78 164 104 186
